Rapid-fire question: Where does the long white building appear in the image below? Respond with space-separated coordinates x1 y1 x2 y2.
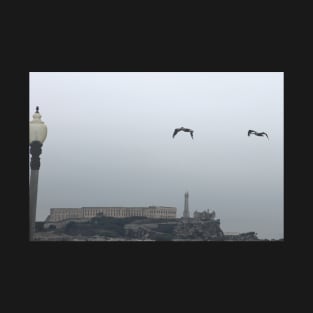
45 206 177 223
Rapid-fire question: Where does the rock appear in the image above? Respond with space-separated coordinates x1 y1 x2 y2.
173 218 224 240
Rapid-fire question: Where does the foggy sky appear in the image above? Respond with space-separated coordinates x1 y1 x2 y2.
29 72 284 239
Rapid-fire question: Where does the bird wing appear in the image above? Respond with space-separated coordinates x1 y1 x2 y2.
190 131 194 139
261 132 269 139
172 128 180 138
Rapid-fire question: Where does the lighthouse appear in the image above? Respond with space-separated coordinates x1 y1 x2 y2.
183 192 190 218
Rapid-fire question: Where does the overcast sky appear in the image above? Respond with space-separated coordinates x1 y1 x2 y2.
29 72 284 239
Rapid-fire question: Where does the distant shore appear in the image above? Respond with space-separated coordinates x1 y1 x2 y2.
33 232 283 242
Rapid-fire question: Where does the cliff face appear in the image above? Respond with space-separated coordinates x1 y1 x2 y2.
173 219 224 240
38 212 261 241
123 217 225 240
124 220 177 240
59 218 223 241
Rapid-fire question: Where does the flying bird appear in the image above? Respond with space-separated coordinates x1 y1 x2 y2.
172 127 194 139
248 130 269 139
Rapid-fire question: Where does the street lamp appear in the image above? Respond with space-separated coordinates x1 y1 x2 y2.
29 106 47 241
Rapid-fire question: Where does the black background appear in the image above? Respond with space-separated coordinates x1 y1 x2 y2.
3 11 304 307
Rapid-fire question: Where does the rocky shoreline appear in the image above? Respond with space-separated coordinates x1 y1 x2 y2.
34 210 283 241
33 233 282 241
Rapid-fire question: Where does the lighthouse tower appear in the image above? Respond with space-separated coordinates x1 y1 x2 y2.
183 192 190 218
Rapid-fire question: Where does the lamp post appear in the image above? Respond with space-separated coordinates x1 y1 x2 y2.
29 106 47 241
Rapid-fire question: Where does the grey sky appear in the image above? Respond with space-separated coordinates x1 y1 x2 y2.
29 72 284 239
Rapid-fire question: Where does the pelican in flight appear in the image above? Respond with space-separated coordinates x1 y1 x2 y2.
248 130 269 139
172 127 194 139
